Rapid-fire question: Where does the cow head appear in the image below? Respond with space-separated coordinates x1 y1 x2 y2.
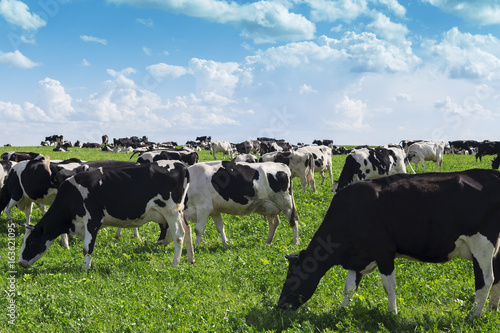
277 252 315 310
18 224 54 268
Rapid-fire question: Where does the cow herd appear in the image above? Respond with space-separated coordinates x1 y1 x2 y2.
3 136 500 318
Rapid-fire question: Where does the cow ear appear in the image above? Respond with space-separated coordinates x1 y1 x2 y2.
285 253 300 263
43 156 51 176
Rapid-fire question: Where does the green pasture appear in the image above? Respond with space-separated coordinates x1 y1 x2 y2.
1 146 499 332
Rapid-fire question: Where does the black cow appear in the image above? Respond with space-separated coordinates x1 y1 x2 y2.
449 140 479 155
312 139 333 147
102 135 109 145
278 169 500 317
196 136 211 143
234 141 252 155
18 163 194 270
476 141 500 162
1 152 43 162
133 150 199 165
45 135 63 145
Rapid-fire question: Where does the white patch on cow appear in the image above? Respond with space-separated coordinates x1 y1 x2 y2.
82 254 92 271
381 270 397 314
67 176 90 200
18 233 52 268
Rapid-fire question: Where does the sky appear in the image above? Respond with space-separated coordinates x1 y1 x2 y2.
2 0 500 146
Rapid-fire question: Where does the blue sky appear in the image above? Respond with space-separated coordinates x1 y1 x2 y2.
2 0 500 146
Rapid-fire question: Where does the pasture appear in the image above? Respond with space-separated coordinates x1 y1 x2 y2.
1 146 500 332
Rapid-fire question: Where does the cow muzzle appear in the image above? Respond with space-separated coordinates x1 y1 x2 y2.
18 259 31 268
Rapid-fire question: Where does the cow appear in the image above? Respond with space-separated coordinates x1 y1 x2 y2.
53 142 72 152
297 145 333 187
81 142 101 149
1 152 43 162
399 140 424 153
234 141 253 155
332 146 406 194
312 139 333 147
260 150 315 192
196 136 211 144
18 162 194 270
449 140 479 155
45 135 63 145
133 150 199 166
232 154 258 163
406 141 446 173
211 141 235 160
278 169 500 318
476 141 500 162
102 135 109 145
175 161 299 247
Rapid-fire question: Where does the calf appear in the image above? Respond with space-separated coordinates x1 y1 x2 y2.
18 163 193 270
260 150 315 192
297 145 333 187
278 169 500 317
332 146 406 194
211 141 234 160
406 141 446 173
178 161 299 247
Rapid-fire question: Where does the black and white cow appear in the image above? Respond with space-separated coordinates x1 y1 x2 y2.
234 141 253 155
476 141 500 162
18 162 193 270
406 141 446 173
45 135 63 146
178 161 299 247
332 146 406 194
232 154 258 163
449 140 479 155
134 150 199 165
211 141 235 160
260 150 315 192
399 139 424 153
297 145 333 187
278 169 500 317
312 139 333 147
0 160 15 189
1 152 43 162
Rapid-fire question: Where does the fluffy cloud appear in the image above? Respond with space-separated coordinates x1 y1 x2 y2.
36 78 75 118
306 0 369 22
147 63 188 79
367 13 408 43
326 95 370 131
428 27 500 80
0 0 46 30
80 35 107 45
423 0 500 25
188 58 241 97
107 0 315 43
0 50 39 68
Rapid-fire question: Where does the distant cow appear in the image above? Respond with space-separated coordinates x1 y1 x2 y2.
196 136 211 143
399 140 424 153
406 141 446 173
175 161 299 247
476 141 500 162
234 141 253 155
211 141 234 160
134 150 199 166
45 135 63 145
102 135 109 145
449 140 479 155
298 145 333 187
312 139 333 147
18 163 194 270
278 169 500 317
260 150 315 192
332 146 406 194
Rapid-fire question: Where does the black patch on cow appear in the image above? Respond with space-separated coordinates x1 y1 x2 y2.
211 161 259 205
336 154 362 192
155 199 166 207
267 171 289 193
273 152 292 166
20 160 54 200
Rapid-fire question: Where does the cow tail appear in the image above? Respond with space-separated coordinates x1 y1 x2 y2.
288 174 299 227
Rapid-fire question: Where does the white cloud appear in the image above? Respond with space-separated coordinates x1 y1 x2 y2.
81 59 91 67
188 58 241 97
107 0 315 43
136 17 153 27
423 0 500 25
143 47 152 55
299 84 318 94
0 101 24 121
367 12 408 43
36 78 75 119
306 0 369 22
378 0 406 17
0 0 46 30
326 95 370 131
428 27 500 80
80 35 107 45
434 95 493 119
147 63 188 79
390 92 412 102
0 50 39 68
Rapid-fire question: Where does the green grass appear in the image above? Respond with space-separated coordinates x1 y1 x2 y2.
1 146 500 332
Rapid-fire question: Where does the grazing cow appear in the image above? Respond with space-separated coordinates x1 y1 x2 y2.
53 142 72 152
260 150 315 192
406 141 446 173
278 169 500 317
81 142 101 149
232 154 258 163
476 141 500 162
18 163 194 270
234 141 253 155
178 161 299 247
133 150 199 166
332 146 406 194
399 140 424 153
312 139 333 147
196 136 211 143
298 145 333 187
211 141 235 160
1 152 43 162
449 140 479 155
102 135 109 145
45 135 63 145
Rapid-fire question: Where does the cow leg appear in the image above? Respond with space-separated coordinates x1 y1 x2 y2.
380 270 398 314
133 228 141 240
421 160 426 172
194 210 211 247
60 233 70 250
471 256 494 317
115 228 122 240
327 165 333 185
36 203 48 215
82 216 103 271
488 253 500 311
320 170 326 185
182 218 195 264
166 213 186 267
212 213 229 247
341 270 363 308
24 202 34 225
157 223 169 244
265 215 280 244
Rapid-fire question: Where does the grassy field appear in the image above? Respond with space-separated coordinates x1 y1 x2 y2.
1 146 500 332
